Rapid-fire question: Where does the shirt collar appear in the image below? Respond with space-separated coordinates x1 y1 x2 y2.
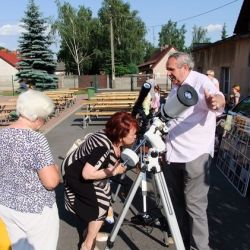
182 70 195 87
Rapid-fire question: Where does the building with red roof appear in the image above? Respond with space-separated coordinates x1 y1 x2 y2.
138 45 176 89
0 49 19 90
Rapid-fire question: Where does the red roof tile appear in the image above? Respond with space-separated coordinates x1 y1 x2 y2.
0 49 19 67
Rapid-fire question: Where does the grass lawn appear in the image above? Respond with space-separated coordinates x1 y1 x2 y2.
0 90 18 96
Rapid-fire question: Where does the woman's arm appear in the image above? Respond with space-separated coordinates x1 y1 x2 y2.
235 93 240 105
82 162 125 180
38 164 60 190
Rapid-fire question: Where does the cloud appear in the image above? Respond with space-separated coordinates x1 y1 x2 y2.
205 24 223 33
0 23 25 36
0 42 7 47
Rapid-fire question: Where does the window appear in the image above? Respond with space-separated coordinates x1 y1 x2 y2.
220 67 230 95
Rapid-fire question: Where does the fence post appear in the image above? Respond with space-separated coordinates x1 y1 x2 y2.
130 75 134 91
95 74 99 90
11 75 15 96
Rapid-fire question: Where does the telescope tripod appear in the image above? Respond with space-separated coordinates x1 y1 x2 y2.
112 141 164 227
105 148 185 250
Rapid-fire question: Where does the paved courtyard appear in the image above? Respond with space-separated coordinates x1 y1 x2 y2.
45 99 250 250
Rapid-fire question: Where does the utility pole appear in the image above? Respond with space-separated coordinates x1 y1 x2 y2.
110 15 115 88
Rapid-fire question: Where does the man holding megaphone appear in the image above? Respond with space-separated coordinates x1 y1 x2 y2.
163 52 225 250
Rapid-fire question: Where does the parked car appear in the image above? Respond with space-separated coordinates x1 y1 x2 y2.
215 95 250 151
229 95 250 118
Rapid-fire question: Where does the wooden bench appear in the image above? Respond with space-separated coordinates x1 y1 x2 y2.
96 92 139 96
75 111 117 128
0 103 16 114
89 95 137 101
82 100 135 105
84 103 132 112
92 104 132 110
45 90 77 104
45 92 77 115
0 113 11 126
81 100 135 115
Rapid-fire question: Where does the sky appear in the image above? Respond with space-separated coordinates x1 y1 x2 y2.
0 0 244 52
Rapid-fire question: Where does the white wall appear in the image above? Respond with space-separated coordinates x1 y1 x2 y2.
0 59 19 90
153 47 176 90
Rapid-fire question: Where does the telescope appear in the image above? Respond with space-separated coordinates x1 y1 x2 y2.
127 83 199 155
160 84 198 121
132 82 198 137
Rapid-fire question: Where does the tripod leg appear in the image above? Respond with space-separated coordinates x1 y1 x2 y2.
141 171 147 213
150 172 160 205
153 171 185 250
111 173 126 202
105 170 145 249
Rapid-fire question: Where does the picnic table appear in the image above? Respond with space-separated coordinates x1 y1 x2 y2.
82 99 135 105
96 91 139 96
89 95 137 101
0 101 16 113
76 95 136 128
0 102 17 125
44 90 78 115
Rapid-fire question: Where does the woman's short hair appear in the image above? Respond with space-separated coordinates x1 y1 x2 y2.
16 89 55 121
105 112 139 144
233 84 240 92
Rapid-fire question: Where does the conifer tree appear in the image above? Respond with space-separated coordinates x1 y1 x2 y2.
221 23 228 40
16 0 57 89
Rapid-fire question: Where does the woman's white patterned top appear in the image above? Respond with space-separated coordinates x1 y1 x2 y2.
0 128 56 213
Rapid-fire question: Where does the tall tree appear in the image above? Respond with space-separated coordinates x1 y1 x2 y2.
144 41 158 62
221 23 228 40
191 25 211 46
98 0 147 75
53 1 94 75
158 20 186 51
16 0 57 89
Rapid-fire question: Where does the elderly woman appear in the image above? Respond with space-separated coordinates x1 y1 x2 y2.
62 111 138 250
0 90 60 250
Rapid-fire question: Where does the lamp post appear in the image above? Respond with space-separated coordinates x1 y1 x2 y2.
110 14 115 88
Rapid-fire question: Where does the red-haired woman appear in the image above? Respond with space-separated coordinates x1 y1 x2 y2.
62 112 138 250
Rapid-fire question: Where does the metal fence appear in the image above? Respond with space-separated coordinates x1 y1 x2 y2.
216 114 250 197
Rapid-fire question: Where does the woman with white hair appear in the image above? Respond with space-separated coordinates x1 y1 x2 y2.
0 90 60 250
206 69 220 90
